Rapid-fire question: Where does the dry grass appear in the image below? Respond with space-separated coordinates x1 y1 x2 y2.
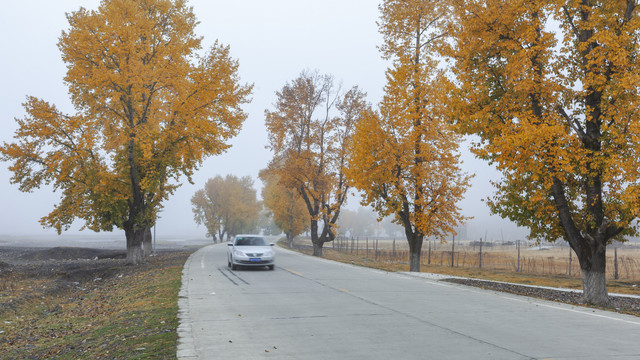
286 238 640 296
0 250 193 359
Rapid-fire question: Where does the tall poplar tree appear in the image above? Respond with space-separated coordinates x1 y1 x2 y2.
347 0 470 272
263 71 368 256
0 0 252 264
448 0 640 304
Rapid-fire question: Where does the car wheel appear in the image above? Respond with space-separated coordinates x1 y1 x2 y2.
231 263 237 270
227 258 231 268
268 265 274 270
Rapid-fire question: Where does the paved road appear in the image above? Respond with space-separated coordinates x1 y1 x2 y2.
177 244 640 359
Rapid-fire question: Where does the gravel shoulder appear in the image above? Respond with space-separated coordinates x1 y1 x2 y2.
442 277 640 315
402 271 640 315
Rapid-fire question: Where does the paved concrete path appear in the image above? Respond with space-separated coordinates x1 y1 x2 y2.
177 244 640 359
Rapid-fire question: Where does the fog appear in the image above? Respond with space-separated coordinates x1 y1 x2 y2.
0 1 528 243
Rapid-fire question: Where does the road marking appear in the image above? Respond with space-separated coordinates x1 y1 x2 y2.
283 268 303 277
200 255 205 269
338 288 349 293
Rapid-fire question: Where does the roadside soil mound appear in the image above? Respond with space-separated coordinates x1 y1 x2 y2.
0 246 193 315
17 246 125 261
0 247 131 312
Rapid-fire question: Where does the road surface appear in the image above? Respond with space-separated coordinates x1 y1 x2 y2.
177 243 640 359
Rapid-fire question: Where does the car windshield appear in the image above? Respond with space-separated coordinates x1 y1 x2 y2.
235 237 267 246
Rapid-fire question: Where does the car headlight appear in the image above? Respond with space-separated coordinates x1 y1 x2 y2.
234 250 245 257
263 250 273 256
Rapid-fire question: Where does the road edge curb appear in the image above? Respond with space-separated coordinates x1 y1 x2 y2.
176 248 200 359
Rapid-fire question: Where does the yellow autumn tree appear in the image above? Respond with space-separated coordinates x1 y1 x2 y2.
448 0 640 305
259 171 310 247
347 0 471 272
0 0 252 264
263 71 369 256
191 175 261 242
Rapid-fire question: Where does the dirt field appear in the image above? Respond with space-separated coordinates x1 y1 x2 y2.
0 243 201 359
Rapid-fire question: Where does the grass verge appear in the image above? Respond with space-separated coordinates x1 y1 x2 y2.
0 250 194 359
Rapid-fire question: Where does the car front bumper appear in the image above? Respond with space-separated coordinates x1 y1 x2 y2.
234 258 274 266
231 254 275 266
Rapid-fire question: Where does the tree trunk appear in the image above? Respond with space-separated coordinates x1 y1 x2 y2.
142 227 152 257
286 231 293 248
310 218 323 257
578 245 609 305
312 241 323 257
125 226 145 265
407 233 424 272
409 251 421 272
552 177 611 305
582 269 608 305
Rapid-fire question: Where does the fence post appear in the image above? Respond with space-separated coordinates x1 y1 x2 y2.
428 238 431 265
451 235 455 268
614 247 619 280
366 237 369 258
375 239 378 260
517 240 520 273
479 237 483 269
392 238 396 262
568 246 572 277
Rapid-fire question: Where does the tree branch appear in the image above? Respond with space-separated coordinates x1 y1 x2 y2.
556 105 586 140
562 5 580 39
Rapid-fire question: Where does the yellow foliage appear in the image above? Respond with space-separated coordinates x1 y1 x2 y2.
191 175 261 240
448 0 640 246
259 171 310 238
347 0 471 248
1 0 252 236
263 71 368 249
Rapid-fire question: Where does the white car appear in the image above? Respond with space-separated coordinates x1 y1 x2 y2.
227 235 275 270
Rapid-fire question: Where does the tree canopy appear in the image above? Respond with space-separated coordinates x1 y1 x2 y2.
0 0 252 263
259 171 309 246
347 0 471 271
448 0 640 304
191 175 261 242
262 71 369 256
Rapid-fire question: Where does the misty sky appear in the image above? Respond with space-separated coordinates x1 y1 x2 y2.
0 0 528 241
